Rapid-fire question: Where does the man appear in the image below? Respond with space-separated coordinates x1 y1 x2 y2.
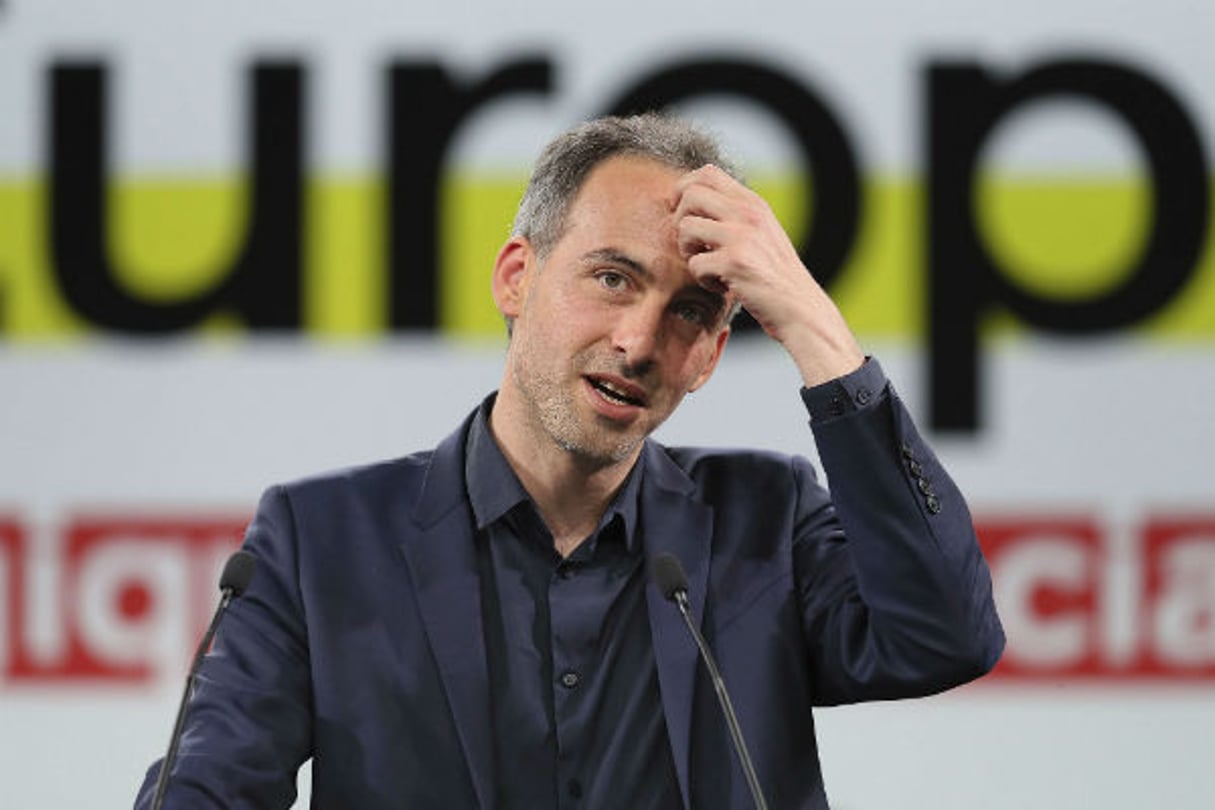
137 114 1003 808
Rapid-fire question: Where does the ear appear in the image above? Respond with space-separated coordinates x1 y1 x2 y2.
491 237 535 320
687 326 730 393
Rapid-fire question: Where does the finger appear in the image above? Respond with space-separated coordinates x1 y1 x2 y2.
686 251 741 304
671 164 747 213
672 182 734 227
680 232 746 288
675 214 732 260
678 182 778 243
674 163 741 197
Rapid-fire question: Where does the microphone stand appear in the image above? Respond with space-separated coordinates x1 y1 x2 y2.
150 551 255 810
669 588 769 810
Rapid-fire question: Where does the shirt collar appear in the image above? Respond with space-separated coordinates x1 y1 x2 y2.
464 393 645 554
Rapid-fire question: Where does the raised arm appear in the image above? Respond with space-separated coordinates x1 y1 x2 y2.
671 163 864 386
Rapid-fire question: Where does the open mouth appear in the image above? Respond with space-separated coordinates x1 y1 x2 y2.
587 376 646 407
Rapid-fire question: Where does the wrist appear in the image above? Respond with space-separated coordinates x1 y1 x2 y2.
779 313 865 387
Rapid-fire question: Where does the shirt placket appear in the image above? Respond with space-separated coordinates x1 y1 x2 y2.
549 554 592 808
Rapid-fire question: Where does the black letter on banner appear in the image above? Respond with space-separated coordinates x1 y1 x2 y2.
48 62 304 332
603 57 861 332
387 58 552 330
928 58 1208 432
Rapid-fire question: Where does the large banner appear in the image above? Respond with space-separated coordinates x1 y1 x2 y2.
2 1 1212 807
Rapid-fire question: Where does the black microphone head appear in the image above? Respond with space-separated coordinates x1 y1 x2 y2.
219 550 256 597
649 553 689 602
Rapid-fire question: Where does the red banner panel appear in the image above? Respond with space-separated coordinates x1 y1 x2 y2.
4 508 1212 686
2 515 246 684
979 514 1215 681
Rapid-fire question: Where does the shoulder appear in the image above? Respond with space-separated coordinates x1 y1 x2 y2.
268 404 477 514
276 451 434 502
256 409 475 533
243 453 437 547
647 442 824 498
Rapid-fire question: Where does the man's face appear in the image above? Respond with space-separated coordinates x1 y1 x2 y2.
493 155 731 468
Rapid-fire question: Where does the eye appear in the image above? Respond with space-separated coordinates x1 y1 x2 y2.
673 301 710 326
596 270 628 291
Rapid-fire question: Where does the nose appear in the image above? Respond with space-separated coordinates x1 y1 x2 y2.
611 301 664 374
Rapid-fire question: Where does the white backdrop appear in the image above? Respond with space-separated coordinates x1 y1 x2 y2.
2 0 1213 807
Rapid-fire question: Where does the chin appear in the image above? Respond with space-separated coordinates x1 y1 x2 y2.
559 429 645 467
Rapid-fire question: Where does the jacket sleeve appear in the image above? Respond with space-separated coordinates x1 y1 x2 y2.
134 486 313 809
791 360 1005 706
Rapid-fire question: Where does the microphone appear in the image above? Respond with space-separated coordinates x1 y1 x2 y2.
649 553 769 810
150 550 257 810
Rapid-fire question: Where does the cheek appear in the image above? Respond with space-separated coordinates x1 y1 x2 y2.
514 303 596 369
527 281 605 331
678 337 723 387
665 349 709 391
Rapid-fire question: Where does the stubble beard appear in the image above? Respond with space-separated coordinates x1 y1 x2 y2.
510 345 648 468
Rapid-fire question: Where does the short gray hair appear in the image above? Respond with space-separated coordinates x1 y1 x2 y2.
511 113 742 260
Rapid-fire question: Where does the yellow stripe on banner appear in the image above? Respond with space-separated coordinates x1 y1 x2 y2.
442 174 527 340
978 174 1150 298
110 179 244 300
308 178 387 335
0 173 1212 340
0 179 82 337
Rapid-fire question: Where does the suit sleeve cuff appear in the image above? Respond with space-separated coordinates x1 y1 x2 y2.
799 357 889 422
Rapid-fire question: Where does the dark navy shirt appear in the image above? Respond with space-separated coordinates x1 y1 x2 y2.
465 399 682 810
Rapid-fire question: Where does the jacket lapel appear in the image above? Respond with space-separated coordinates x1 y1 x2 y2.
640 442 713 810
397 415 495 810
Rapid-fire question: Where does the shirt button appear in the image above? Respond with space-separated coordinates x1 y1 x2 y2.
567 779 583 798
855 387 872 406
560 671 580 689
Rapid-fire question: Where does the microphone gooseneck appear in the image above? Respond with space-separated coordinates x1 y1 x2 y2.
150 550 257 810
648 553 769 810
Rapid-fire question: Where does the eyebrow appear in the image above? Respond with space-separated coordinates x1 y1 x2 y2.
581 247 653 280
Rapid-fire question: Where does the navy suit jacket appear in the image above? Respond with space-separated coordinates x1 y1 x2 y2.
137 385 1003 809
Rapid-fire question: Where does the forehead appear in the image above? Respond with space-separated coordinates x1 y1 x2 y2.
562 156 682 238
